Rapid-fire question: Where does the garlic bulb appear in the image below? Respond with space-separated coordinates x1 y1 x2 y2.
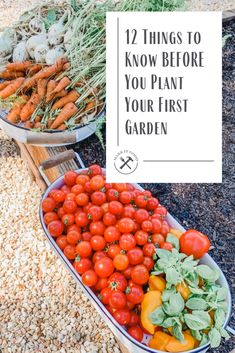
45 46 65 65
13 41 29 62
34 43 49 63
63 27 73 51
26 34 48 59
1 28 17 47
29 17 45 33
0 37 12 57
48 13 67 46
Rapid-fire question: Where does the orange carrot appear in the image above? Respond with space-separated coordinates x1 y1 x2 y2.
57 123 67 130
52 90 80 110
0 77 25 99
50 102 78 129
24 121 34 129
0 81 10 90
54 89 67 99
46 80 57 102
6 95 28 124
34 122 42 129
37 79 47 99
53 76 71 94
85 99 96 112
20 93 40 122
0 70 24 79
63 63 70 71
35 115 42 123
6 61 32 72
27 64 43 76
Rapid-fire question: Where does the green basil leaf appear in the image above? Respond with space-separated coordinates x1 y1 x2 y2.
165 268 180 285
199 333 209 346
216 301 228 311
156 249 172 259
162 289 176 302
162 317 180 328
186 298 208 311
149 306 166 326
209 327 221 348
158 258 171 270
188 286 205 295
219 328 230 340
166 233 180 250
214 308 226 328
163 293 184 316
216 287 227 302
197 265 220 282
172 322 184 342
191 329 202 341
184 311 211 330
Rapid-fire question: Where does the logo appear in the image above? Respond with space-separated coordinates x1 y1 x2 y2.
114 150 138 175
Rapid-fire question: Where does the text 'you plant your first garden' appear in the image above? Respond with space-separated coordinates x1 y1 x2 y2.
106 12 222 183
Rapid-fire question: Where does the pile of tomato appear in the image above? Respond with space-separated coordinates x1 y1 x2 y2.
41 165 173 343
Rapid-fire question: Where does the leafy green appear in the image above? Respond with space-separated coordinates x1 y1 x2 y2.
43 9 57 31
163 293 185 316
149 306 166 326
186 298 208 311
166 233 180 250
197 265 220 282
209 328 221 348
184 311 211 330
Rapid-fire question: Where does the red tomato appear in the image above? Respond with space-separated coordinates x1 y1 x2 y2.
84 181 93 194
107 244 121 259
67 224 80 233
56 235 68 250
64 245 76 260
92 251 107 263
119 233 136 251
83 202 92 214
95 278 108 291
180 229 210 259
122 266 133 279
118 218 135 233
141 220 153 233
52 190 66 203
131 265 149 285
134 230 148 246
76 241 92 258
76 174 90 186
155 205 167 216
64 171 78 186
161 220 170 236
143 243 156 257
113 309 131 325
74 257 92 274
127 247 144 265
161 242 173 251
108 272 127 291
90 235 106 251
113 254 129 271
103 212 116 226
91 191 106 205
82 270 98 287
106 189 119 202
99 287 112 304
134 209 149 224
63 200 77 214
105 183 113 190
82 231 92 241
127 184 134 191
44 212 58 225
109 290 127 309
125 284 144 304
88 164 102 176
128 312 140 326
75 193 89 206
87 206 103 221
127 325 143 342
126 300 135 310
123 205 135 218
101 202 109 214
108 201 124 216
90 221 105 235
94 258 114 278
71 184 84 195
151 218 162 233
57 207 66 219
142 190 152 198
90 175 105 191
48 220 64 237
42 197 56 213
143 256 154 271
135 195 148 208
147 197 159 210
113 183 127 193
67 230 81 245
152 233 165 246
75 212 89 227
62 214 75 226
119 191 132 204
61 185 71 195
65 193 76 201
104 226 121 242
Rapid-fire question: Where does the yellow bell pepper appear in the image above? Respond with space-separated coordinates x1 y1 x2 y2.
141 290 162 334
170 228 183 239
149 275 166 292
176 282 191 301
165 332 195 352
149 332 172 351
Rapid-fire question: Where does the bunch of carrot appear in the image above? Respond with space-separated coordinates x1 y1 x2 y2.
0 58 98 131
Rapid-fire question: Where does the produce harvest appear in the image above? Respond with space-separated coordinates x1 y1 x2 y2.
40 166 230 352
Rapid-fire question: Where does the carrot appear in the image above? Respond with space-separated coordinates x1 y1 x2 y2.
6 61 32 72
35 115 42 123
6 95 28 124
47 118 54 129
27 64 43 76
0 77 25 99
52 90 80 110
53 76 71 94
34 122 43 129
46 80 57 102
24 121 34 129
63 63 70 71
54 89 67 99
57 123 67 130
85 99 96 112
20 93 40 122
0 81 10 90
0 70 24 79
37 79 47 99
50 102 78 129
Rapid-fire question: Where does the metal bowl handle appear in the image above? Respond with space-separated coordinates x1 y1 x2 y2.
39 150 85 186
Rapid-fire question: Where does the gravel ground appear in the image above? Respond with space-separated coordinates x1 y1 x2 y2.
0 1 234 353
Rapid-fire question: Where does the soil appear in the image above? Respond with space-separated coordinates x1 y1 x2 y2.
73 19 235 352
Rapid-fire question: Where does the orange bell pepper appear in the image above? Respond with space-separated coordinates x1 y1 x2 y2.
149 275 166 292
170 228 183 239
141 290 162 334
149 331 172 351
165 332 195 352
176 282 191 301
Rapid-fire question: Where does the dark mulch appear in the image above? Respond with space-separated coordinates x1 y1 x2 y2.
72 20 235 352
